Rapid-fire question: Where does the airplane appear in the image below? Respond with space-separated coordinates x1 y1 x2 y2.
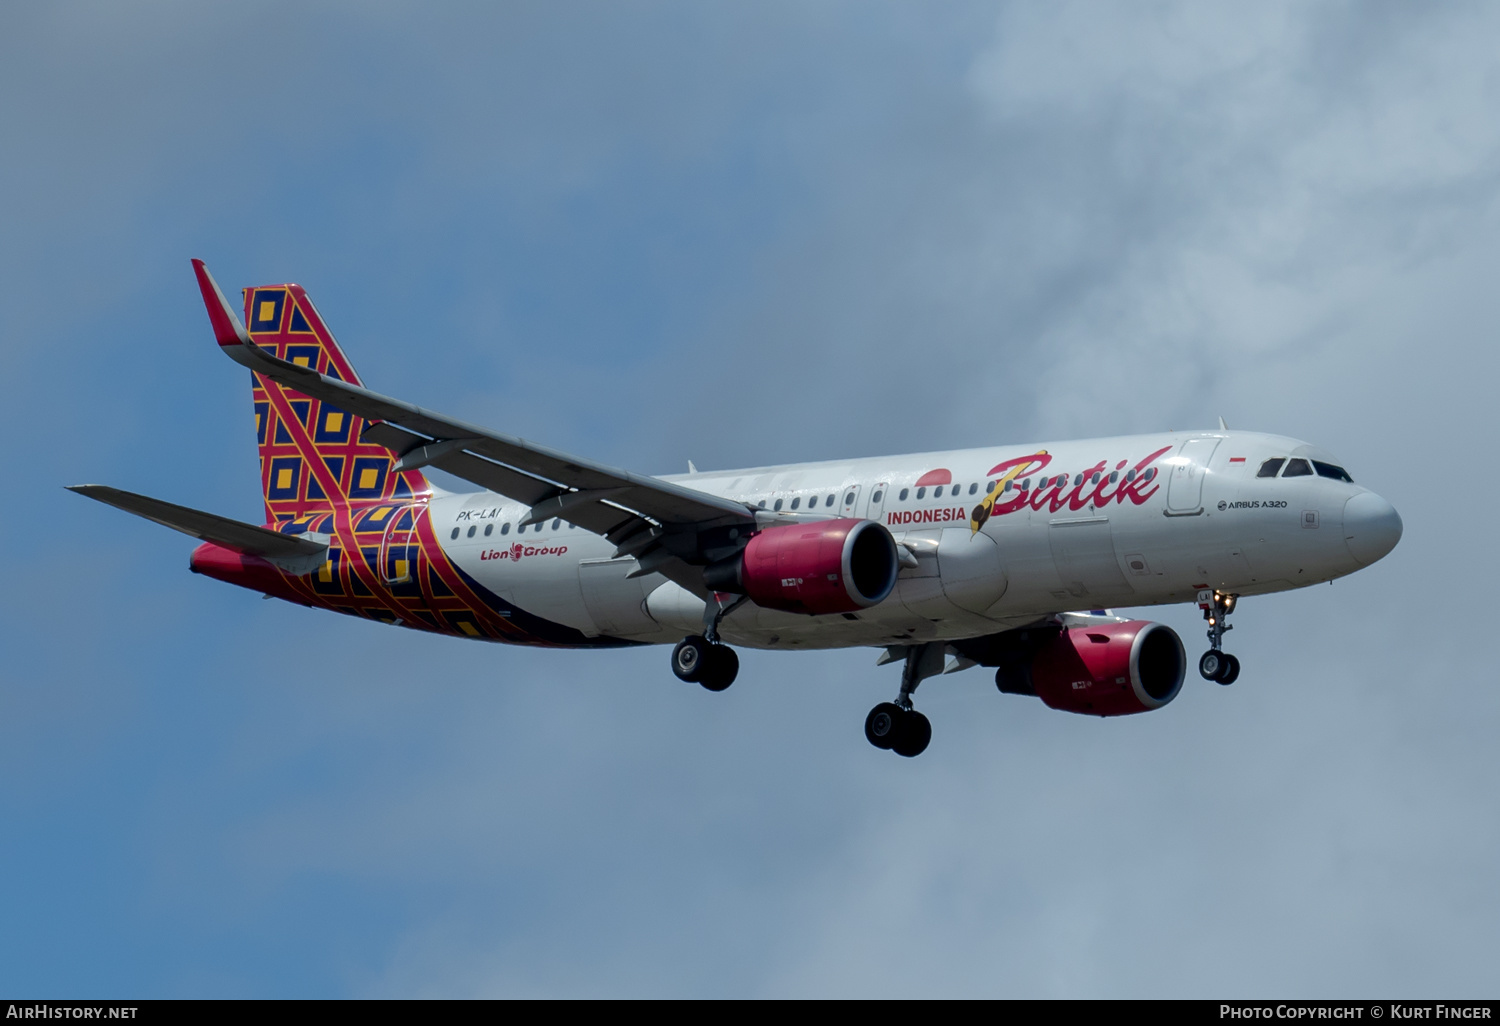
69 261 1404 757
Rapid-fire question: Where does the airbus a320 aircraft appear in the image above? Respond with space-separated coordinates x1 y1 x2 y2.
70 262 1403 757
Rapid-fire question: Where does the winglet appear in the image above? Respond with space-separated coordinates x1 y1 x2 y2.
191 258 253 351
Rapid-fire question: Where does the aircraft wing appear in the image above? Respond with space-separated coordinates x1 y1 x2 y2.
67 484 329 574
193 260 754 593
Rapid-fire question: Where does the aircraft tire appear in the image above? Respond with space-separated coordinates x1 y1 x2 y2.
699 645 739 692
1217 654 1241 686
1198 650 1226 681
864 702 904 750
892 711 931 758
672 635 711 683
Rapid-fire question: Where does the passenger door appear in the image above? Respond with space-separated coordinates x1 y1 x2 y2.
1166 437 1221 515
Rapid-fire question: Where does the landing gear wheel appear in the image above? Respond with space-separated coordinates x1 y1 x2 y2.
891 711 931 758
1199 650 1240 684
864 703 904 750
698 645 739 692
672 635 711 683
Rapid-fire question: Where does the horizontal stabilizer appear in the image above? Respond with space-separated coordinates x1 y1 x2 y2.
66 484 329 575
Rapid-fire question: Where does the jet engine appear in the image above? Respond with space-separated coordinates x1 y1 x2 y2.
703 518 899 615
997 620 1186 716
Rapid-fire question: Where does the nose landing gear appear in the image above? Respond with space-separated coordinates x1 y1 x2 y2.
1197 589 1241 685
864 642 943 757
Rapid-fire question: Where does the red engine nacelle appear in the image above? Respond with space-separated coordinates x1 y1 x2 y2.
706 518 899 615
1031 621 1186 716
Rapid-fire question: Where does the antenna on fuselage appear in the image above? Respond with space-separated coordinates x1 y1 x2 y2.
1218 416 1229 430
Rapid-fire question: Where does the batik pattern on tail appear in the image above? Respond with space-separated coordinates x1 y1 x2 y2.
207 283 632 648
243 283 427 522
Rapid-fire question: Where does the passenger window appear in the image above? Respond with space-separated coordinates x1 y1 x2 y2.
467 526 476 538
758 500 766 509
1312 461 1354 483
1126 469 1136 481
826 494 835 507
791 497 801 510
1144 468 1155 481
844 491 855 505
501 523 510 535
916 487 926 499
552 519 561 529
1282 458 1313 477
1091 473 1101 484
899 488 909 501
1003 481 1012 492
774 499 783 511
1021 478 1030 490
1257 458 1285 478
969 483 978 495
484 524 493 536
1073 474 1083 486
450 527 460 540
933 485 943 497
1109 471 1118 483
871 490 883 504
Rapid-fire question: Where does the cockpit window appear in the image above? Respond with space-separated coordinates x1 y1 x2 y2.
1282 458 1313 477
1257 458 1285 478
1313 460 1354 483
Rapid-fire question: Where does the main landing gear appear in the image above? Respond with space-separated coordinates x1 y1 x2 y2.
672 635 738 691
865 641 943 758
671 593 747 692
1197 589 1241 685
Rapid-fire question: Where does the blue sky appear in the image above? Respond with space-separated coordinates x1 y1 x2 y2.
3 1 1498 997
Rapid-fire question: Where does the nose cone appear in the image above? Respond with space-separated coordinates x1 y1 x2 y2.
1343 492 1402 566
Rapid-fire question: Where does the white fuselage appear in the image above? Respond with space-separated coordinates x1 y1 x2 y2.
428 430 1400 650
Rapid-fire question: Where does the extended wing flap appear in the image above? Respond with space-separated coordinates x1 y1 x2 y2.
67 485 328 574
